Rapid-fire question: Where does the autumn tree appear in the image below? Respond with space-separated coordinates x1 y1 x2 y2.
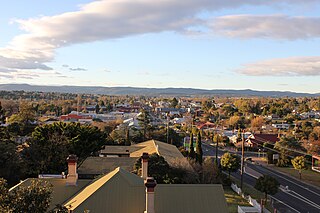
220 152 240 178
291 156 307 180
251 117 265 131
9 101 35 125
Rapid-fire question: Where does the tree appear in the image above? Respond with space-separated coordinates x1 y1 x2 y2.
22 122 106 176
125 127 131 146
274 136 305 167
255 175 279 203
196 131 203 165
95 104 100 114
188 132 196 159
0 102 6 124
251 117 264 131
220 152 240 178
137 109 152 141
9 101 35 125
170 97 178 108
291 156 307 180
134 153 179 183
9 179 52 213
0 178 12 212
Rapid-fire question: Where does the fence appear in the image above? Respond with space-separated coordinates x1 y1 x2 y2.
231 183 265 213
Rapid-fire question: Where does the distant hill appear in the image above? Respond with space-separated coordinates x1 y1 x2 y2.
0 84 318 97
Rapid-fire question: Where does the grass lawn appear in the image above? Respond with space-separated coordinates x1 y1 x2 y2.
231 178 273 211
271 166 320 188
224 186 250 213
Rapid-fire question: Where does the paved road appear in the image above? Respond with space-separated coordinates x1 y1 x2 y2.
247 163 320 213
202 143 320 213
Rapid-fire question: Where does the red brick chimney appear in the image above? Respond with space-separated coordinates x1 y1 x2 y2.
66 155 78 186
144 177 157 213
141 152 149 179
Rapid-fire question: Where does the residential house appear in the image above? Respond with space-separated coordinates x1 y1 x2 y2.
11 154 228 213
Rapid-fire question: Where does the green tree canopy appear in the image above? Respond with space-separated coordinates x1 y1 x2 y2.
274 136 305 167
137 109 152 141
254 175 279 202
9 179 53 213
134 153 182 183
196 131 203 165
220 152 240 178
291 156 307 180
22 122 106 176
188 132 196 159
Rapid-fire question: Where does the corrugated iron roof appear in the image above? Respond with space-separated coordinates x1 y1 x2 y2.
64 167 228 213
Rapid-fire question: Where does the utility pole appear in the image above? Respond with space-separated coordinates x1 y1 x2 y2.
240 130 245 190
166 114 170 144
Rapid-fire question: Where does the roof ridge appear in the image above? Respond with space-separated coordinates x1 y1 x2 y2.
152 139 160 155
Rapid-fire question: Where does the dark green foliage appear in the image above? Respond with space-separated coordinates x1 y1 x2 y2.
0 102 5 124
0 178 12 212
0 178 52 213
274 136 305 167
9 179 53 213
255 175 279 201
170 97 178 108
125 127 131 146
137 109 152 141
196 131 203 165
134 153 182 183
22 122 106 176
188 132 196 159
0 128 21 185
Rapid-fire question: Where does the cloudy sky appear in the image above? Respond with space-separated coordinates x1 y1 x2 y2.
1 0 320 93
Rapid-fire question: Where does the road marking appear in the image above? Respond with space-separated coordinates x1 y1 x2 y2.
250 164 320 197
285 190 320 210
269 195 300 213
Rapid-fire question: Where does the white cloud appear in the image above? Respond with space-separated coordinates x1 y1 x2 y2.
0 0 318 73
209 15 320 40
237 56 320 76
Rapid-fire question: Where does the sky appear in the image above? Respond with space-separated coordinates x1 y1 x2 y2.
0 0 320 93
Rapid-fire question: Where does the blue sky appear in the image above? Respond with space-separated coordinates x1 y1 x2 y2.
0 0 320 93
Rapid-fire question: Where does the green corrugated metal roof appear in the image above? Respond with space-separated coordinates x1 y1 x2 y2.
64 167 228 213
10 178 91 211
78 157 138 175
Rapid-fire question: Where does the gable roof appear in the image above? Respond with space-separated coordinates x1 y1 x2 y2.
248 134 279 145
64 167 144 211
64 167 228 213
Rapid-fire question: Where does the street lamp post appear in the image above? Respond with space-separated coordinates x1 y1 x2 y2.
240 130 245 190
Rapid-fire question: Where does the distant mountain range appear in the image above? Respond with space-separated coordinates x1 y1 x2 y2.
0 84 318 97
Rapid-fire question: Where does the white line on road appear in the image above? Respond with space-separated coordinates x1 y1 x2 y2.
269 195 300 213
285 190 320 210
251 164 320 197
